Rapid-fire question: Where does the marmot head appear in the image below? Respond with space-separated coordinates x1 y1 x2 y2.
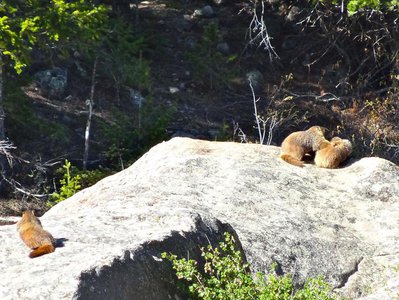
331 137 353 154
22 210 35 216
308 126 328 136
21 210 38 221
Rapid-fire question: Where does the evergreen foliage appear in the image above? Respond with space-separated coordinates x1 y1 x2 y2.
187 23 237 90
101 99 175 169
49 159 81 206
99 19 151 93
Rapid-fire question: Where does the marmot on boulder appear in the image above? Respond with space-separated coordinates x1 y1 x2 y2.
315 136 352 169
280 126 329 167
17 210 55 258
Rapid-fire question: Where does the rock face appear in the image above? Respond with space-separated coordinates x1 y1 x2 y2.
34 67 68 99
1 137 399 299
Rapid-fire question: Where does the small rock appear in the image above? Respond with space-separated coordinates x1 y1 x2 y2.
286 6 300 22
169 87 180 94
34 67 68 99
202 5 216 17
184 36 197 49
193 5 216 18
216 42 230 54
192 9 202 18
212 0 226 5
129 89 145 107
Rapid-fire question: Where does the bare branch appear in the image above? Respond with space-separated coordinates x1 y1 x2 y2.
0 140 16 168
249 81 298 145
248 0 279 61
83 56 98 170
249 80 265 144
0 173 47 199
232 121 248 143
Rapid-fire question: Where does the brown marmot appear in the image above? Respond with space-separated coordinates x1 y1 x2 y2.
280 126 329 167
17 210 55 258
314 136 352 168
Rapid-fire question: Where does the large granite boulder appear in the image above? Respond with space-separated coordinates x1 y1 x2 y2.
1 137 398 299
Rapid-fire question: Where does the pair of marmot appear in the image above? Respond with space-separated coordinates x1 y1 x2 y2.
280 126 352 168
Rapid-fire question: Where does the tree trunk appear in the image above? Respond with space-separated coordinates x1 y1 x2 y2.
0 56 8 194
83 57 98 170
0 57 5 141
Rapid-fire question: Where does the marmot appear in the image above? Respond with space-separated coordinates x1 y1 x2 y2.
315 136 352 169
17 210 55 258
280 126 329 167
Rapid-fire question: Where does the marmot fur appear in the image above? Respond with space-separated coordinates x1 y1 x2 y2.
280 126 329 167
315 136 352 168
17 210 55 258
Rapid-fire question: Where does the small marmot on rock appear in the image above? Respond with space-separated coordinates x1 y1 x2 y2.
17 210 55 258
315 136 352 168
280 126 329 167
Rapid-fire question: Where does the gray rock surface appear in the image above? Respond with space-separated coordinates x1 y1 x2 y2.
1 137 399 299
246 69 264 92
193 5 216 18
216 42 230 54
34 67 68 98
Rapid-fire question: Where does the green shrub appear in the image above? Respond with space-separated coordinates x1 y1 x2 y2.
162 232 338 300
215 120 231 141
48 160 81 206
100 98 175 169
317 0 398 14
77 168 112 189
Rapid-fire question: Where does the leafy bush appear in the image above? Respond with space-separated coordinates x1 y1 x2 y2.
77 168 112 189
162 232 338 300
318 0 398 14
48 160 81 206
